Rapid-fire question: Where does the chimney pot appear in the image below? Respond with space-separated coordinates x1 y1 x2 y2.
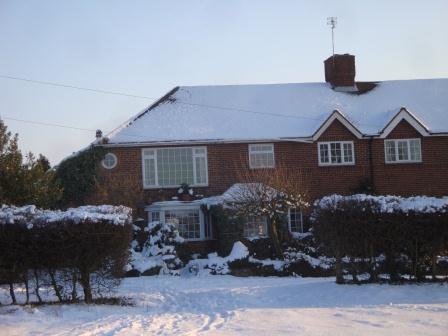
96 129 103 139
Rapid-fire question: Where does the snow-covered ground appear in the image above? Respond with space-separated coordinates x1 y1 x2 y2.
1 276 448 336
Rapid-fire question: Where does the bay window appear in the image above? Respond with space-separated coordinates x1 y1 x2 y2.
244 216 268 238
148 205 211 241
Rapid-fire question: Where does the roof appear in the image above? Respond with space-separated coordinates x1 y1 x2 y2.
106 78 448 145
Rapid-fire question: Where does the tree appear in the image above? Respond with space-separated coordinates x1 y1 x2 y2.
232 165 309 259
0 119 62 207
56 146 105 207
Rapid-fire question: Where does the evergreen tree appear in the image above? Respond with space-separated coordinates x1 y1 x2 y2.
0 119 62 207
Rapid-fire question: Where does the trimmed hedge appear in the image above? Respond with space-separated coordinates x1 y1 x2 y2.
0 205 132 304
312 195 448 283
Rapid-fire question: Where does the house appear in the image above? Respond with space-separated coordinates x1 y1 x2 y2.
95 54 448 252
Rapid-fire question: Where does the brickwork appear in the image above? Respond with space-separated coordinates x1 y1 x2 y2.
99 119 448 209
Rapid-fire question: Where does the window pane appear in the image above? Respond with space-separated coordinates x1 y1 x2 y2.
195 156 207 184
319 144 329 163
244 216 268 237
397 141 409 161
330 143 342 163
289 209 303 233
151 211 160 223
385 141 396 162
144 158 156 186
409 139 421 161
165 209 200 239
343 143 353 163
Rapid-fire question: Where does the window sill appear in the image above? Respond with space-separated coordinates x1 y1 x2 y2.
384 160 422 165
318 162 356 167
143 184 209 190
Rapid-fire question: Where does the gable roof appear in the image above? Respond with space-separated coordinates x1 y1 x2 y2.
106 78 448 145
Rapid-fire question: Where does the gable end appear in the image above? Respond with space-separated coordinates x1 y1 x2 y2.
312 110 363 141
380 107 430 139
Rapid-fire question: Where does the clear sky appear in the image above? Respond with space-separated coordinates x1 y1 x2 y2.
0 0 447 165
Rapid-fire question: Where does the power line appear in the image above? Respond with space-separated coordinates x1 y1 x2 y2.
0 74 383 132
2 116 96 132
0 74 155 100
0 74 323 121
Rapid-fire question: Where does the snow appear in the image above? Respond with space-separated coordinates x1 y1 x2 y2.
1 276 448 335
0 204 132 227
185 241 250 276
316 194 448 213
107 79 448 144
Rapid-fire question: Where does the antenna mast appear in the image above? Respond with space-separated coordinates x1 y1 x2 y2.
327 17 337 64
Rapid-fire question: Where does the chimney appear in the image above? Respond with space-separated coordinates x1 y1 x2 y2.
324 54 356 88
96 129 103 139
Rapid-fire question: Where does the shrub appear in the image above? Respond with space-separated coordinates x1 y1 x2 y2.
0 205 132 304
312 194 448 283
141 221 187 275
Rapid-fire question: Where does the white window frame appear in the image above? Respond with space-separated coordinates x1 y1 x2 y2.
249 143 275 169
243 215 269 238
147 204 207 242
142 146 208 189
384 138 422 164
101 153 117 169
317 141 355 166
288 208 304 233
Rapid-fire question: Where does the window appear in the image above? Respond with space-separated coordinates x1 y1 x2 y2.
249 144 275 169
148 206 208 241
165 209 201 240
318 141 354 166
244 216 268 238
288 208 304 233
142 147 208 188
102 153 117 169
384 139 421 163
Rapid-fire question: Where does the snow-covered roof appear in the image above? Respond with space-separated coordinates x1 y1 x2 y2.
106 79 448 145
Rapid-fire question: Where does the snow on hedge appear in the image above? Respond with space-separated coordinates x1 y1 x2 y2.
0 204 132 227
315 194 448 213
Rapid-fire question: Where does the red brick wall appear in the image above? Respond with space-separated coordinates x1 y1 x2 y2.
372 120 448 196
98 119 448 212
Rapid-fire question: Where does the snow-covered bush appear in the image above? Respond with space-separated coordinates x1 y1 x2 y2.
185 241 249 275
140 221 186 275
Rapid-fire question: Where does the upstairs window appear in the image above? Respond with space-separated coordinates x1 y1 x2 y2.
249 144 275 169
384 139 421 163
102 153 117 169
318 141 354 166
142 147 208 188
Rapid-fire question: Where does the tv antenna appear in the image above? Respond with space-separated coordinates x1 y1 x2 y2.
327 17 337 63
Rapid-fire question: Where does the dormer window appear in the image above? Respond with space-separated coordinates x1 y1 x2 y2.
318 141 355 166
384 138 422 163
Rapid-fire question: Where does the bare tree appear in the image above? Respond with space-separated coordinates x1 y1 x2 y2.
231 164 309 259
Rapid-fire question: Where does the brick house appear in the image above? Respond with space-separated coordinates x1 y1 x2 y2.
95 54 448 252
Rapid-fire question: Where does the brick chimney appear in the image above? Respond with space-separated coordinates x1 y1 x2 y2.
324 54 356 88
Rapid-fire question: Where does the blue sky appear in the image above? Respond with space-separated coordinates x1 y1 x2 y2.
0 0 447 164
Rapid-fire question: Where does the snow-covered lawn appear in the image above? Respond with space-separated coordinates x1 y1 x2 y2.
1 276 448 335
